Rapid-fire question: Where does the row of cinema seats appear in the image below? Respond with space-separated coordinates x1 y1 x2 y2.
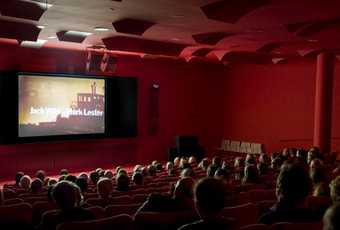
0 201 323 230
219 139 263 154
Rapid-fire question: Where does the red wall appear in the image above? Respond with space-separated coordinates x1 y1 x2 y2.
223 59 340 153
0 43 226 179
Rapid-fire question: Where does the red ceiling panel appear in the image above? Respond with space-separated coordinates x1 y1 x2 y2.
0 18 41 41
112 18 155 35
103 36 188 56
201 0 270 24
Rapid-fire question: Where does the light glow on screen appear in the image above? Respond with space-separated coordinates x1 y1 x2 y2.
18 75 105 137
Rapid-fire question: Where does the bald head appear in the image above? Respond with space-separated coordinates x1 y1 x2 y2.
174 177 195 199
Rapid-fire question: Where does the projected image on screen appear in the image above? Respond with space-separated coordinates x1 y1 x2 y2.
19 75 105 137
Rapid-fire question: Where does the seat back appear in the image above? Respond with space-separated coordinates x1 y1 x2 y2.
32 201 57 225
222 202 258 227
269 222 322 230
105 203 142 217
56 214 132 230
85 206 105 219
249 189 276 202
0 202 33 225
3 198 24 205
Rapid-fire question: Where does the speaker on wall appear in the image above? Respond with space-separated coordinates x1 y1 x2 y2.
148 83 160 136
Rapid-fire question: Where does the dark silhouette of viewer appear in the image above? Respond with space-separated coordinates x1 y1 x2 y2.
258 163 318 225
39 181 95 230
323 203 340 230
178 177 235 230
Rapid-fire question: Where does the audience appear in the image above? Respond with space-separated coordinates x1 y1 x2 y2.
116 172 130 191
132 171 144 186
242 164 260 184
310 159 330 197
178 177 235 230
31 178 44 194
258 163 317 224
323 203 340 230
75 177 88 193
19 175 32 190
15 171 24 186
330 176 340 203
40 181 95 230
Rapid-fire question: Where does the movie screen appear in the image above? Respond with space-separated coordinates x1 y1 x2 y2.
18 75 105 137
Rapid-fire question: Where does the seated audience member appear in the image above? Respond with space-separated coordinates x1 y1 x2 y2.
242 164 260 184
212 156 222 168
152 160 159 167
132 172 144 186
31 178 44 194
198 158 210 171
65 175 77 183
58 175 66 182
134 164 143 173
166 161 174 171
271 157 283 174
147 165 157 176
180 158 191 169
60 169 69 176
104 170 114 179
76 177 88 193
40 181 95 230
48 179 57 186
96 168 104 176
78 173 89 182
36 170 47 182
245 154 257 166
214 168 230 181
19 175 32 190
174 157 181 167
178 177 235 230
296 148 308 164
181 168 196 178
89 171 100 185
115 166 123 174
307 147 321 165
137 177 195 213
310 159 330 197
155 162 163 171
330 176 340 203
92 178 114 206
258 163 317 225
207 164 219 177
116 173 130 191
15 171 24 186
169 168 177 176
323 203 340 230
234 157 245 180
258 162 270 175
189 156 197 165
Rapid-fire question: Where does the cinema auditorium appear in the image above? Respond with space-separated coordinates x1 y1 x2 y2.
1 0 340 229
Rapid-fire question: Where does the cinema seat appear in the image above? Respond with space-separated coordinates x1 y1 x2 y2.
32 201 57 225
222 202 258 227
85 206 105 219
0 202 33 226
241 224 268 230
249 189 276 202
105 203 142 216
133 211 199 230
56 214 132 230
269 222 322 230
3 198 24 205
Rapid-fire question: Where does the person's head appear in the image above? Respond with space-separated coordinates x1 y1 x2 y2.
52 181 82 210
181 168 195 178
115 166 123 174
65 174 77 183
166 161 174 171
206 164 219 177
174 157 180 167
173 177 195 200
133 165 143 173
296 149 307 163
276 163 311 204
31 178 43 193
199 158 210 171
194 177 225 220
152 160 159 167
78 173 89 182
212 156 222 167
132 172 144 186
19 175 32 189
155 163 163 171
259 153 271 165
104 170 114 179
271 157 283 172
48 179 57 186
330 176 340 203
323 203 340 230
308 147 321 165
76 177 88 193
35 170 46 182
179 158 190 169
168 168 176 176
60 169 69 176
245 154 256 165
96 168 104 177
243 164 259 183
214 168 230 180
310 159 327 184
147 165 156 176
188 156 197 164
234 157 245 168
116 173 130 191
15 171 24 186
257 162 269 175
97 178 113 199
89 171 100 185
